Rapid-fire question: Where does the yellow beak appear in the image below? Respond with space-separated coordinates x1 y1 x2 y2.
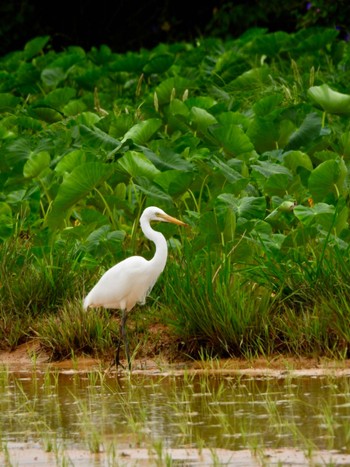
159 213 187 226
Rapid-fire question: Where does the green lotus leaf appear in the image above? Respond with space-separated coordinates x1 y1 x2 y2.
308 158 347 202
308 84 350 115
118 151 160 179
39 87 76 109
122 118 162 145
143 54 174 74
109 52 147 72
168 99 190 118
211 158 248 194
285 113 322 151
190 107 217 133
41 67 67 87
218 194 266 220
154 77 193 105
79 124 119 150
84 225 125 253
225 67 270 92
293 203 335 227
153 170 193 197
0 93 21 111
23 36 50 59
209 124 254 157
23 151 51 178
47 162 113 229
55 150 86 175
283 151 313 173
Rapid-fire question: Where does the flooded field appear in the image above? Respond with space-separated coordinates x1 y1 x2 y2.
1 362 350 465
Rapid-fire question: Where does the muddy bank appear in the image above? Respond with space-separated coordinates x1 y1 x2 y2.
2 341 350 377
2 442 350 466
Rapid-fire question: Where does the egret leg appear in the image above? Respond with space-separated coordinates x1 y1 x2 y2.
114 337 125 370
120 309 131 370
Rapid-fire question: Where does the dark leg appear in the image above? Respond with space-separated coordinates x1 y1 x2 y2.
114 337 125 370
120 309 131 370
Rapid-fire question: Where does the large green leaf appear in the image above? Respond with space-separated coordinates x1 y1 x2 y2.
308 158 348 202
283 150 313 173
308 84 350 115
79 125 119 150
23 151 51 178
293 203 335 228
190 107 217 134
252 161 293 196
218 194 266 220
23 36 50 59
210 158 248 194
0 93 21 111
118 151 160 179
294 202 348 235
41 67 67 87
225 67 270 92
154 77 193 105
122 118 162 145
153 170 193 197
143 53 174 74
209 124 254 157
245 31 292 55
294 28 338 52
47 162 113 229
134 179 173 204
55 150 86 174
284 113 322 151
109 52 147 72
137 145 193 171
247 117 279 153
38 87 76 109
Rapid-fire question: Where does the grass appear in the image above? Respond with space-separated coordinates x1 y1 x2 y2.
1 229 350 364
161 239 350 362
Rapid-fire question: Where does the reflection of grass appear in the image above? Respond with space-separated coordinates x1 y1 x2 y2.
0 368 349 464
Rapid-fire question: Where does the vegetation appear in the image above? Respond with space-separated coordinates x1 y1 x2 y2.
1 27 350 362
1 368 350 463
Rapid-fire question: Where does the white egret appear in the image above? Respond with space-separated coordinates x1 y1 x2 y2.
83 206 187 370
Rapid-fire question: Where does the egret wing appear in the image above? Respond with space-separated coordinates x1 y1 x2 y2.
84 256 157 311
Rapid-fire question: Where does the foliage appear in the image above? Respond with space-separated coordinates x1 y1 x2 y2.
1 28 350 359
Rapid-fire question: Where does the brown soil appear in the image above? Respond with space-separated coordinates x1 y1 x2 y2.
2 443 350 466
2 339 350 376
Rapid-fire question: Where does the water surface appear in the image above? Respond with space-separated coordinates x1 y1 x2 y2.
1 366 350 465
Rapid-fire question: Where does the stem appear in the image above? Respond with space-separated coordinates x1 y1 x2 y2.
94 187 117 231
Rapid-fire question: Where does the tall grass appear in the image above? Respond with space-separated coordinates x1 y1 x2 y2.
162 240 350 360
0 235 90 351
163 250 276 358
34 303 120 360
2 229 350 362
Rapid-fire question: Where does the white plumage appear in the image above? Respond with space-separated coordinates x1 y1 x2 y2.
83 206 187 369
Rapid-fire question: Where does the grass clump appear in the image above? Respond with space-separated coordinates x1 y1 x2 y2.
163 241 350 361
33 303 120 361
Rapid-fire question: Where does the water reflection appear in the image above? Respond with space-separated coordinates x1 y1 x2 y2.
1 368 350 455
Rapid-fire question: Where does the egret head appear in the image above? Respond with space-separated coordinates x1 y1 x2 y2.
141 206 187 226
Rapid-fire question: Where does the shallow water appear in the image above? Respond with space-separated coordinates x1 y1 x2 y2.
1 367 350 465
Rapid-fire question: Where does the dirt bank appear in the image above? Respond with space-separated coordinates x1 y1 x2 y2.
2 340 350 377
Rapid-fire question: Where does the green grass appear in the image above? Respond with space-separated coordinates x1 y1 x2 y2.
1 231 350 362
160 240 350 361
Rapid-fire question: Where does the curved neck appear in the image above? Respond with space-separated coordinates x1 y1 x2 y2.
140 217 168 271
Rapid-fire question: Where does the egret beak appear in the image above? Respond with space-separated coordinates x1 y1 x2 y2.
158 213 187 226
